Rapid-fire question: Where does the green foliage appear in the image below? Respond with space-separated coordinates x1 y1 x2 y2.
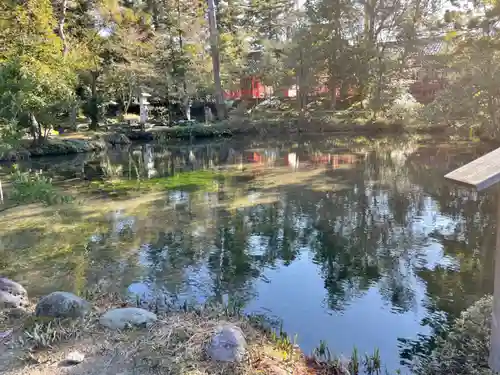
313 341 385 375
10 168 74 205
0 0 78 142
0 120 23 150
89 170 226 196
82 96 105 126
416 295 494 375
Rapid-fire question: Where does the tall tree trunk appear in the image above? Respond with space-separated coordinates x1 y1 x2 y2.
56 0 68 56
70 104 78 131
297 44 305 111
207 0 227 120
177 0 192 120
28 112 42 145
488 93 498 137
89 71 100 130
328 60 338 110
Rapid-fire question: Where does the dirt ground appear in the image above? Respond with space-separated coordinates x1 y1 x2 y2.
0 304 332 375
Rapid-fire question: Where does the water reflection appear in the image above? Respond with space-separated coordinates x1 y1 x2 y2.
0 137 497 372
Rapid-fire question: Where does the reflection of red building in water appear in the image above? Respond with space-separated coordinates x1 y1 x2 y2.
244 150 359 171
286 152 358 169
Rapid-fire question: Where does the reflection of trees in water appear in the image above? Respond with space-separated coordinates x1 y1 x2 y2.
119 141 434 315
74 138 497 367
398 144 497 366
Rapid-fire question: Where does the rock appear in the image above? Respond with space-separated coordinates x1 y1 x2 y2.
35 292 91 319
0 329 13 341
60 351 85 366
126 131 154 141
99 308 157 330
83 160 105 181
0 148 31 162
0 278 29 310
208 324 247 363
102 133 132 145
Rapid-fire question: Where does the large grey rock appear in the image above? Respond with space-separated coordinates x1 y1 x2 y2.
0 278 29 310
208 324 247 363
35 292 91 318
99 308 157 330
102 133 131 146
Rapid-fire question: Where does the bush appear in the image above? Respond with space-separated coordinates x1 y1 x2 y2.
416 295 494 375
10 168 74 205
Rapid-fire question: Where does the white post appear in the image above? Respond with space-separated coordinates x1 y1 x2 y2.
490 190 500 372
139 92 151 128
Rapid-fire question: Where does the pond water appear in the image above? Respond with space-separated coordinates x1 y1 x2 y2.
0 135 497 373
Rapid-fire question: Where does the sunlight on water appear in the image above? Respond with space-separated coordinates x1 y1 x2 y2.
0 136 497 372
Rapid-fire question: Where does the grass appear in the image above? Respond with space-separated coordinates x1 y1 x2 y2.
88 170 227 197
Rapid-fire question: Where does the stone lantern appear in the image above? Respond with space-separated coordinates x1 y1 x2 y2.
139 92 151 129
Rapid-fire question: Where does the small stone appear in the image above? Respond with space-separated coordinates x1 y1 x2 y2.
61 351 85 366
0 329 13 341
35 292 91 319
208 324 247 363
99 308 157 330
0 278 29 310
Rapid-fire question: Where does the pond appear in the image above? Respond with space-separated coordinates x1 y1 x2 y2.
0 135 497 373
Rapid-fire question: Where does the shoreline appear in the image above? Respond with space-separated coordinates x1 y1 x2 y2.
0 280 381 375
0 119 454 162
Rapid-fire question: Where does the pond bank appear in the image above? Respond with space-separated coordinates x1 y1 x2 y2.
0 116 453 162
0 278 380 375
0 138 105 162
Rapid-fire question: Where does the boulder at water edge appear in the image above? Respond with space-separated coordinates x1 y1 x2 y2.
0 278 29 310
35 292 91 318
207 324 247 363
102 133 132 146
99 307 157 330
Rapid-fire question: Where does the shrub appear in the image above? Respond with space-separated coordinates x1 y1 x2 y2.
416 295 494 375
10 168 74 205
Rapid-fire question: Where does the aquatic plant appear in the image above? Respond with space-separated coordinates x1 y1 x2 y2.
88 169 227 196
312 341 385 375
10 168 74 205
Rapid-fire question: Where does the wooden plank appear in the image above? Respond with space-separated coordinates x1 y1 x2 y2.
444 147 500 191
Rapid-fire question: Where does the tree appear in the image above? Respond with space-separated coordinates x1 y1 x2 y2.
0 0 78 143
424 2 500 136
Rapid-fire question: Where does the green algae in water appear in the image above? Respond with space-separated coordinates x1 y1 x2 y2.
89 170 226 195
